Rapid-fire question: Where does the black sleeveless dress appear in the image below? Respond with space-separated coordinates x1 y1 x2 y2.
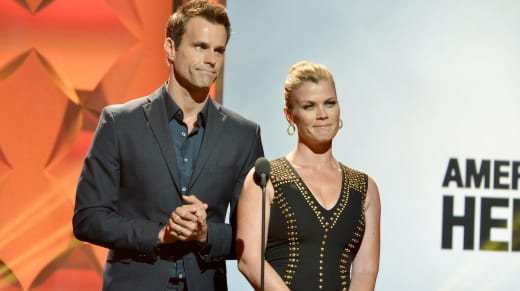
266 157 367 291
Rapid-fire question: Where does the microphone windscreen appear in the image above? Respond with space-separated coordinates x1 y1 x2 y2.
254 157 270 185
254 157 270 176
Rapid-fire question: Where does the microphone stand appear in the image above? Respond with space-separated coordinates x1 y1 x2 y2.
254 158 270 291
260 175 267 291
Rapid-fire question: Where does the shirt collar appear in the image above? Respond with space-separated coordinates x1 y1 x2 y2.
163 84 208 127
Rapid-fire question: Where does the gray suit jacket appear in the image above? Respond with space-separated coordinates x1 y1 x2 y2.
73 86 264 290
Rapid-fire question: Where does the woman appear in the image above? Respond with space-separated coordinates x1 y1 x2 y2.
236 61 380 290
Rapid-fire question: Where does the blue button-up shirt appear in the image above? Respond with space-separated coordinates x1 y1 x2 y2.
164 87 207 195
163 86 208 279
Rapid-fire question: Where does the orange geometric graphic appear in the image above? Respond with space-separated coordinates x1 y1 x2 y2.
0 0 178 289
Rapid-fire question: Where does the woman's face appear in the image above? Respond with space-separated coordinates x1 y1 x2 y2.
286 79 340 145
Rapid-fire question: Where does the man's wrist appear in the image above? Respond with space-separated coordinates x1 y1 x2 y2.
196 224 210 255
157 227 165 245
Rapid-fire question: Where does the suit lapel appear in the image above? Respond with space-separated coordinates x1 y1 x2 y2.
189 99 225 189
142 88 181 193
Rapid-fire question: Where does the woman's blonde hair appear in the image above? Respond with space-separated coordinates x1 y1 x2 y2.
284 61 335 109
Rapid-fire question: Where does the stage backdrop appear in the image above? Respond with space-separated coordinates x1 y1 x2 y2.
1 0 519 290
223 0 520 290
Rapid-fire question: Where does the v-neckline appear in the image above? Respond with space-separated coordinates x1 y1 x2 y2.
283 157 344 212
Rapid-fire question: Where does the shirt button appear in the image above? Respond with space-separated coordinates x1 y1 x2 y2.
183 158 188 163
181 131 187 137
181 186 187 192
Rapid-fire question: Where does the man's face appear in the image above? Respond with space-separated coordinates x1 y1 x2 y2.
172 16 227 92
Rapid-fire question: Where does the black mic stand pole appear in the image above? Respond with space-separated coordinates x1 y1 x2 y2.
260 175 266 291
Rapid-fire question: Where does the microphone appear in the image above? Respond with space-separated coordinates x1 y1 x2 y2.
253 157 270 291
254 157 271 187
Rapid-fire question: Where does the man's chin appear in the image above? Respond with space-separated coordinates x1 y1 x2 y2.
195 80 216 90
195 84 213 91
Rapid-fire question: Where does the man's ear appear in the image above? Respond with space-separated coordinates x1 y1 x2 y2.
164 38 175 61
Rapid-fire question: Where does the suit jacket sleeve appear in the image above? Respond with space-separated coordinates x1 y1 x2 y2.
72 106 161 256
203 122 264 261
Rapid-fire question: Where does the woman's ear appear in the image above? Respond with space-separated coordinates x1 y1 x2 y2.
283 107 293 124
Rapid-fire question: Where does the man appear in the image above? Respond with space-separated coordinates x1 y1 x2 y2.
72 1 264 290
